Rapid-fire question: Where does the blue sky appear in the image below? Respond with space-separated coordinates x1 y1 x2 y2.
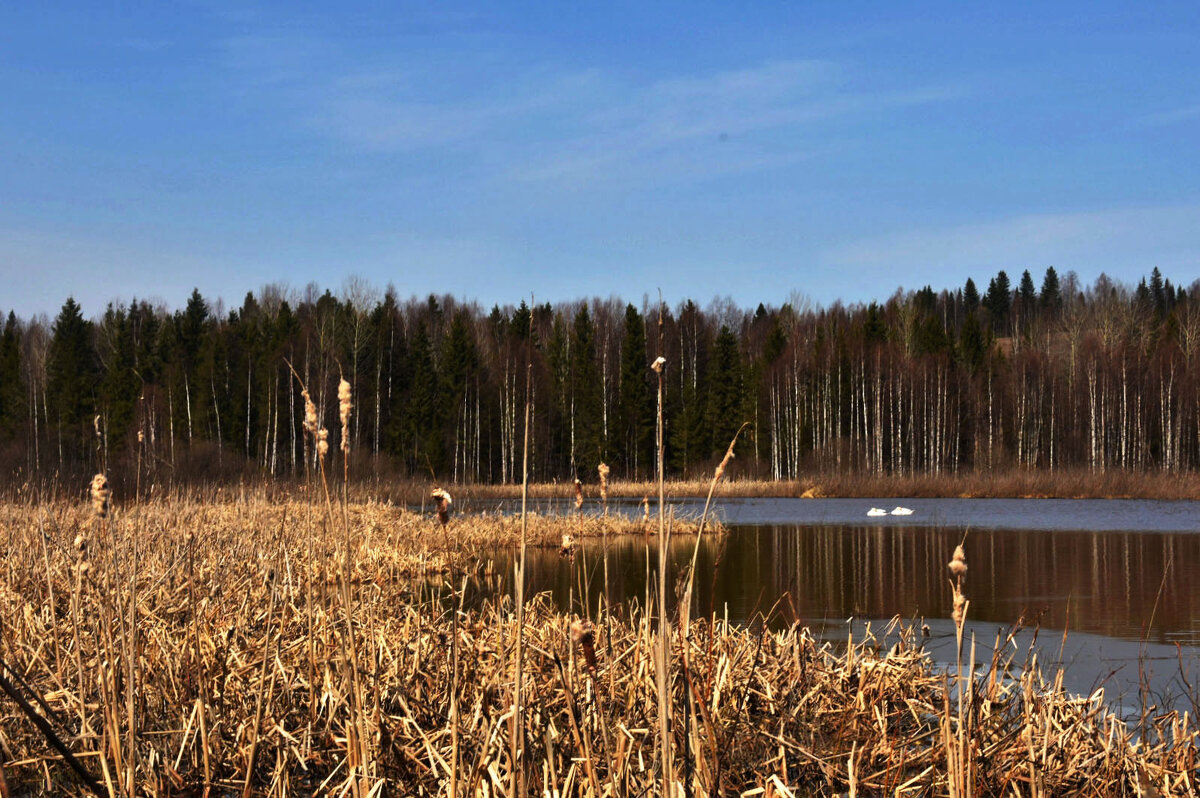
3 2 1199 318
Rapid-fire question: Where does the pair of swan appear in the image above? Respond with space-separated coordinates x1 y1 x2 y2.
867 506 912 517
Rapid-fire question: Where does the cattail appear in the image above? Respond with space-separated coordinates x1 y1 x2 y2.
651 356 666 374
137 429 144 445
571 618 597 671
559 533 576 558
714 444 735 481
952 591 967 626
338 378 352 456
597 462 610 503
432 488 452 528
73 534 86 551
301 388 318 437
948 544 967 578
642 494 650 523
316 427 329 460
573 478 583 511
90 473 110 519
948 542 968 627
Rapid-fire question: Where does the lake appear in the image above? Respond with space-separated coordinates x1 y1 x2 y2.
477 496 1200 710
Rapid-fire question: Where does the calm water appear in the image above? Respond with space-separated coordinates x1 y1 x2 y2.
478 497 1200 703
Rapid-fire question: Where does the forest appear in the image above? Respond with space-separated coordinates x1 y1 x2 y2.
1 266 1198 494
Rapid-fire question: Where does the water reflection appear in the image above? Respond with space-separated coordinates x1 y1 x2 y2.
496 524 1200 647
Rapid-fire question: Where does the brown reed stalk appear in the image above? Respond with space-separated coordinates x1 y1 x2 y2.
510 318 533 798
946 538 971 798
652 320 673 792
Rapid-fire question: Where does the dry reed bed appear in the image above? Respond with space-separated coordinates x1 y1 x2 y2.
0 499 1195 796
414 468 1200 503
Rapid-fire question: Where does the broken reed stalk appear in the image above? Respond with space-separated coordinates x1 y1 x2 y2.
510 327 533 797
682 422 751 633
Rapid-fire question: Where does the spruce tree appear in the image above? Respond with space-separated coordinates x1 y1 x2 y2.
706 325 742 458
617 304 653 479
570 305 603 473
1039 266 1062 318
47 297 98 466
0 312 24 437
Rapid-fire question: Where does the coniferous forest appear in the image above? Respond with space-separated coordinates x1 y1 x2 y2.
2 266 1199 494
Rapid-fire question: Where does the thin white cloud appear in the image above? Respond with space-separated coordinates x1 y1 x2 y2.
215 27 963 188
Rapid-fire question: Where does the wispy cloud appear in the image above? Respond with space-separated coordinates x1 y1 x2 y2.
215 28 963 189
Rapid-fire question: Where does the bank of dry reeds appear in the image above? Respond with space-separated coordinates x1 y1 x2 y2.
0 496 1196 795
348 467 1200 505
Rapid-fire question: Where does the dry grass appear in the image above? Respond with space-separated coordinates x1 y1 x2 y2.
0 495 1196 796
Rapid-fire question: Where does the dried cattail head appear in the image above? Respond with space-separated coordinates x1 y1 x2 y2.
642 494 650 523
90 473 110 519
137 429 144 444
651 356 666 374
571 618 597 671
951 590 967 626
573 478 583 511
597 463 610 501
715 446 735 481
948 544 967 578
316 427 329 459
93 414 102 438
338 378 352 456
73 534 86 552
432 488 452 527
301 388 319 437
559 533 576 558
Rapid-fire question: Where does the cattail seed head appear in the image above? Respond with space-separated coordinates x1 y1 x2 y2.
651 356 666 374
560 533 576 558
338 378 352 456
432 488 452 527
73 534 86 551
301 388 319 437
137 429 144 444
948 544 968 578
571 618 597 671
90 473 110 519
642 494 650 523
573 478 583 511
952 591 967 625
316 427 329 459
597 463 610 502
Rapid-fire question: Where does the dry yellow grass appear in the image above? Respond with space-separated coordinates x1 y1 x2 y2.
0 495 1195 795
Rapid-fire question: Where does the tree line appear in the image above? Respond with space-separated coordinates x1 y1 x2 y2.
2 266 1199 493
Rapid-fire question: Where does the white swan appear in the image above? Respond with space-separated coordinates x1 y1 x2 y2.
890 506 913 516
866 507 888 517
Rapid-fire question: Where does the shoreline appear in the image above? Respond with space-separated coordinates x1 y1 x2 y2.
398 469 1200 504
